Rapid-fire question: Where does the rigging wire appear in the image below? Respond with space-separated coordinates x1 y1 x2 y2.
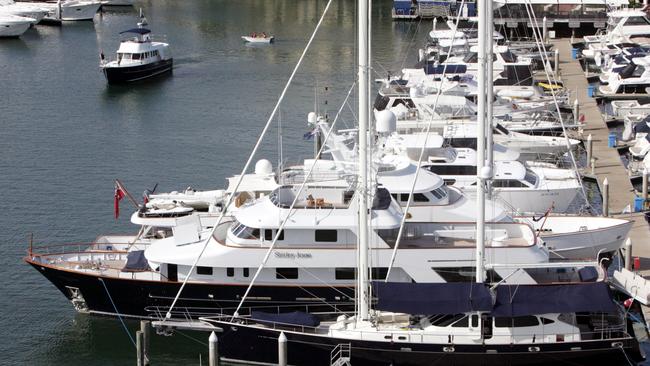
163 0 335 321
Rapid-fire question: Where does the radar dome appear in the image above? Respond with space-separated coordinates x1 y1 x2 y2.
376 110 397 134
255 159 273 175
307 112 317 124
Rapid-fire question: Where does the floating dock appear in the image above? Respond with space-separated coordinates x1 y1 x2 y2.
553 38 650 268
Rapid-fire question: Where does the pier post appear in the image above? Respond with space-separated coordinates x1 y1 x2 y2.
278 332 287 366
586 134 593 167
570 29 575 44
209 331 219 366
554 49 559 75
591 158 596 175
573 99 579 123
136 330 144 366
625 238 633 271
603 178 609 217
542 17 548 43
140 321 150 366
641 168 648 204
433 17 437 32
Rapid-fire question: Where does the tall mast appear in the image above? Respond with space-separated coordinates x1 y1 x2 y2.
475 0 487 283
486 0 494 198
357 0 370 319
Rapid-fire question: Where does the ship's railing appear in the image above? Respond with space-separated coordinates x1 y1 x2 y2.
27 241 134 258
147 302 355 323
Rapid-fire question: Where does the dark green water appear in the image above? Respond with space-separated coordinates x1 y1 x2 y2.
0 0 431 364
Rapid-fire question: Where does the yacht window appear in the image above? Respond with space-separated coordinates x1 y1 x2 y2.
391 193 398 201
427 165 477 176
226 268 234 277
335 268 356 280
451 315 469 327
494 316 540 327
632 65 646 78
154 50 159 56
524 171 538 186
494 124 510 135
471 314 479 328
371 267 389 280
492 179 527 188
413 193 429 202
374 94 390 111
231 221 260 240
393 98 415 109
462 52 478 63
132 53 141 60
276 268 298 279
428 314 465 327
625 16 650 25
315 230 338 242
264 229 284 241
540 317 555 325
501 51 518 63
430 188 447 200
243 268 249 277
196 266 213 275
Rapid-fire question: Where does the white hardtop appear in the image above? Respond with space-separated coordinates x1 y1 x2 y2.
117 39 167 54
608 9 648 19
233 186 403 230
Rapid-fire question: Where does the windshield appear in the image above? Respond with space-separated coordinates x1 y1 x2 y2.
524 170 538 186
430 187 447 200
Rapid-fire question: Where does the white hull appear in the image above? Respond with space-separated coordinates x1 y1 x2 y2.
101 0 133 5
0 16 31 37
517 216 632 259
464 185 581 214
60 2 100 20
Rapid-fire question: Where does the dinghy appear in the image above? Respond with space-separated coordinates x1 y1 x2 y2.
242 32 274 44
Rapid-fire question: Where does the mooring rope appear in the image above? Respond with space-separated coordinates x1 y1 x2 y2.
99 277 136 347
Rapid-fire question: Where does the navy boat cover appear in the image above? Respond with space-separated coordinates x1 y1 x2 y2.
372 282 493 315
250 311 321 327
121 250 151 272
424 64 468 75
120 28 151 35
491 282 617 317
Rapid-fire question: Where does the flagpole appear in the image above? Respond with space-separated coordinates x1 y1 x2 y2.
115 179 141 208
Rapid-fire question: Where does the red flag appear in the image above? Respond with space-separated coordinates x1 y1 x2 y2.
114 185 125 219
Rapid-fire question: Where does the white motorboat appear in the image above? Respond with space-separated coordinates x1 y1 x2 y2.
100 19 173 84
598 55 650 100
516 215 633 260
241 33 274 44
0 0 48 23
38 0 102 21
0 13 33 37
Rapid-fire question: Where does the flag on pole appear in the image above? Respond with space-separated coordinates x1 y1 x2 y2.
114 184 125 219
303 127 318 140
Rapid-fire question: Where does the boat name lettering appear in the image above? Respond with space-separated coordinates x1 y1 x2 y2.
274 252 313 259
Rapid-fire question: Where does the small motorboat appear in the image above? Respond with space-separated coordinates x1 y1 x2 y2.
0 14 35 37
241 32 274 44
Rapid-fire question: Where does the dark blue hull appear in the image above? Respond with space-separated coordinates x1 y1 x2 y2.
25 259 354 318
103 58 173 84
210 320 643 366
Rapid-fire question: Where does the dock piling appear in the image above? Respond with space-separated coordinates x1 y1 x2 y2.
573 99 579 123
137 330 144 366
542 17 548 43
141 320 150 366
209 331 219 366
586 134 593 167
603 177 609 217
625 238 633 271
641 168 648 204
432 18 437 31
554 49 559 75
278 332 287 366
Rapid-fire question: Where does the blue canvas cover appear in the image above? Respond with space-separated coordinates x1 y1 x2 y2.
250 311 320 327
121 250 151 272
372 282 493 315
492 282 617 317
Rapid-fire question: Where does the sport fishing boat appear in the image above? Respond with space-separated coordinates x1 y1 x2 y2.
100 14 172 84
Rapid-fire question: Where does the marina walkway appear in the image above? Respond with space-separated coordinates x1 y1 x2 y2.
553 39 650 265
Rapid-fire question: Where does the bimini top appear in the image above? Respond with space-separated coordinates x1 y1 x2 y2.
120 28 151 35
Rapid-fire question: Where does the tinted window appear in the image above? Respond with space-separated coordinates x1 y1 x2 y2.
243 268 249 277
276 268 298 279
492 179 528 188
335 268 356 280
371 267 389 280
426 165 477 176
315 230 337 242
429 314 465 327
132 53 141 60
413 193 429 202
494 316 540 327
226 267 234 277
196 266 213 275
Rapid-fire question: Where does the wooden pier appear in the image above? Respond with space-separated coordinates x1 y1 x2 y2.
553 38 650 268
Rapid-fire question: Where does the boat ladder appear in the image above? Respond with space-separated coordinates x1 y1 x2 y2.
330 343 351 366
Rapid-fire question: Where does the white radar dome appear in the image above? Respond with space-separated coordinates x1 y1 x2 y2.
307 112 317 124
376 110 397 134
255 159 273 175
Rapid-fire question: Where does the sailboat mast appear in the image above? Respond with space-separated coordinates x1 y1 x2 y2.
486 0 494 184
475 0 487 283
357 0 370 319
